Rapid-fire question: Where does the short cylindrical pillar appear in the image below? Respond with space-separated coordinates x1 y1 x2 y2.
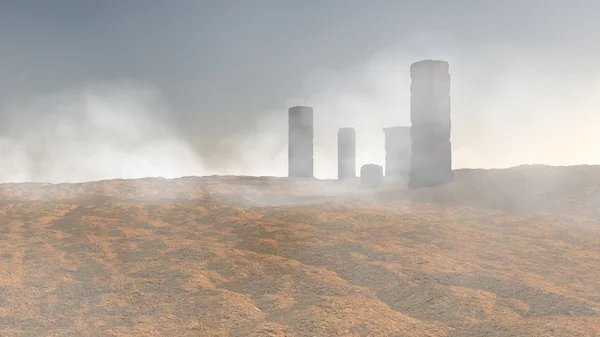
338 127 356 179
360 164 383 189
288 106 314 178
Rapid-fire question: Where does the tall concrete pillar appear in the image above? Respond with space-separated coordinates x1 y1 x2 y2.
337 127 356 179
383 126 411 180
288 106 314 178
409 60 453 188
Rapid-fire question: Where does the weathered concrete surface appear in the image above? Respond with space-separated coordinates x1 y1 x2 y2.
288 106 314 178
409 60 453 188
338 127 356 180
360 164 384 189
383 126 411 181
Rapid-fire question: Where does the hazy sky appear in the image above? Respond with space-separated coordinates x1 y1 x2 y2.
1 1 600 182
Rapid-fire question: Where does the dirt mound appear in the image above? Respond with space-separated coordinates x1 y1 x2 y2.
1 166 599 336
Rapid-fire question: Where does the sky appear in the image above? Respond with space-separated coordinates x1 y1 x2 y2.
1 0 599 183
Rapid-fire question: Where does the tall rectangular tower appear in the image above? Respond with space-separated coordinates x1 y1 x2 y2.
383 126 411 181
409 60 453 188
288 106 314 178
337 127 356 179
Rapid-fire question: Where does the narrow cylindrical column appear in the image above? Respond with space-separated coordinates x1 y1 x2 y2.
360 164 383 189
383 126 411 181
409 60 453 188
337 127 356 179
288 106 314 178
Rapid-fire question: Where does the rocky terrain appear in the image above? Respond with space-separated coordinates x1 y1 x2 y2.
1 165 599 336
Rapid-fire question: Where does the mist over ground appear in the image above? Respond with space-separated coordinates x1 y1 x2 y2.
0 81 205 183
1 32 599 183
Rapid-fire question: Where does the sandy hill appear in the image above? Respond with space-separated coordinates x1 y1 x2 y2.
1 165 599 336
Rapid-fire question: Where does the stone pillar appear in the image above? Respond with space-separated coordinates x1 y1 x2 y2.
337 127 356 179
409 60 453 188
288 106 314 178
383 126 411 181
360 164 383 189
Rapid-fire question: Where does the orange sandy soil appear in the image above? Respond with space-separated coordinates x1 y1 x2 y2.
1 165 599 336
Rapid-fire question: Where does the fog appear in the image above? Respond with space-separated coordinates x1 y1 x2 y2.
1 33 600 183
0 81 205 183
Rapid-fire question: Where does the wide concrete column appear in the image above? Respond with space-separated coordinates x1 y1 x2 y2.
383 126 411 181
337 127 356 179
288 106 314 178
409 60 453 188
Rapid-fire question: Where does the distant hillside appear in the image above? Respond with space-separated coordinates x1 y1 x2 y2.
2 165 599 217
388 165 600 219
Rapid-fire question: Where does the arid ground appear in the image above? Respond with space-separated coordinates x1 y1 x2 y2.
1 165 599 336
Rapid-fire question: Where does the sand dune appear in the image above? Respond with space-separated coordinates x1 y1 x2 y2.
1 165 599 336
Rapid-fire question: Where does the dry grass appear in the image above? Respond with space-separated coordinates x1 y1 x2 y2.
0 165 599 336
